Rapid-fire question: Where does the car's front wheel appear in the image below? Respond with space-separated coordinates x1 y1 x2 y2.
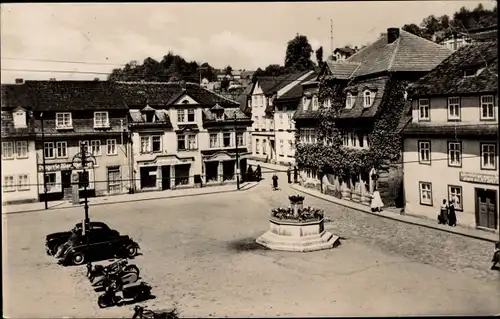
126 245 138 258
72 252 86 265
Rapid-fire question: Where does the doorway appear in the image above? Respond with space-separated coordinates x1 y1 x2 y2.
475 188 498 230
161 165 170 190
61 170 72 189
107 166 121 194
205 161 219 183
222 160 235 181
140 166 157 189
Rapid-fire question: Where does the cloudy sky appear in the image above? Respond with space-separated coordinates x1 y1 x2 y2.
0 1 494 83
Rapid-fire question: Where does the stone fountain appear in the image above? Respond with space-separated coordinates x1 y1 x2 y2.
256 195 340 252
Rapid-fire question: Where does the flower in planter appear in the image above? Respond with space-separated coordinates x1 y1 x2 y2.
289 195 305 203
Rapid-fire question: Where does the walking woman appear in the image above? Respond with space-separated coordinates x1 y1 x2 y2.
448 199 457 227
272 173 279 191
370 187 384 212
438 199 448 225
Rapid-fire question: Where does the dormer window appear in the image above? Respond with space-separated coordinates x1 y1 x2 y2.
56 112 72 129
346 92 355 109
463 68 476 77
363 90 375 108
94 111 110 128
463 64 487 78
13 109 27 128
312 96 319 110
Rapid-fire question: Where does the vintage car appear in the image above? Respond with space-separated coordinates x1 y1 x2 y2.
45 221 140 265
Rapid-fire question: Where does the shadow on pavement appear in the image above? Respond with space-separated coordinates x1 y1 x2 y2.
227 237 270 252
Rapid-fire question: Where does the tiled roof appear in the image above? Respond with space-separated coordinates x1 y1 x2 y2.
403 122 498 137
114 81 239 107
335 47 356 55
275 72 318 102
256 71 312 95
293 108 320 120
340 76 390 119
129 109 171 125
25 80 128 111
30 118 127 136
238 84 254 114
407 41 498 97
468 29 498 41
324 61 360 80
346 30 452 78
1 84 28 110
396 101 412 133
1 111 35 137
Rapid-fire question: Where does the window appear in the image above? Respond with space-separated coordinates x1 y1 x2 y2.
358 133 364 148
447 141 461 167
141 136 150 153
447 97 460 120
312 96 319 110
350 133 357 147
279 139 284 155
44 142 55 159
419 182 432 206
418 99 430 121
481 143 496 170
2 142 14 159
177 135 186 151
210 133 219 148
448 185 463 211
463 68 476 77
288 140 294 154
418 141 431 164
480 95 495 120
342 131 348 146
187 134 196 150
279 113 283 124
90 140 101 156
94 111 109 128
253 116 259 128
256 139 260 154
55 112 72 129
263 140 267 154
80 141 89 154
56 141 68 158
3 175 15 192
177 109 186 123
223 132 232 147
107 139 117 155
187 109 195 122
236 132 245 147
16 141 28 158
323 98 331 108
18 174 29 191
44 173 56 191
152 136 162 152
363 90 373 108
346 93 354 109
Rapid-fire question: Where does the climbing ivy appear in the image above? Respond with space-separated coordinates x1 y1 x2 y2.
295 75 408 178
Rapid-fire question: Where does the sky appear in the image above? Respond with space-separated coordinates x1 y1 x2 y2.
0 1 495 83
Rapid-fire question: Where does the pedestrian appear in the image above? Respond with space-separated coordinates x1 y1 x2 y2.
370 187 384 212
247 165 254 182
438 199 448 225
448 199 457 227
272 173 279 191
256 165 262 181
287 165 292 184
491 241 499 270
294 166 298 183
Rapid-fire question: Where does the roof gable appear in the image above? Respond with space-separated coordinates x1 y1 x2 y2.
171 93 199 105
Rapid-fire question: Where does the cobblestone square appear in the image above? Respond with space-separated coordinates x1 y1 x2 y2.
3 179 500 317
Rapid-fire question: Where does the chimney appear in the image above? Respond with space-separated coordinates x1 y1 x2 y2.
49 78 57 81
93 78 100 81
15 78 24 84
387 28 400 44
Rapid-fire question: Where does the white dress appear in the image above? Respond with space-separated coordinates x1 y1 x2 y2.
371 191 384 209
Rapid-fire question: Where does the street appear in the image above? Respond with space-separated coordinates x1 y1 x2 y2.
3 171 500 318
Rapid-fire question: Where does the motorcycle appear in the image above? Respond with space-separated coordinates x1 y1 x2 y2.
87 259 140 289
132 305 179 319
97 278 152 308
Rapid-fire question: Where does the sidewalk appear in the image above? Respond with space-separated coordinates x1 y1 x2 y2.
289 183 498 243
248 160 290 173
2 182 258 215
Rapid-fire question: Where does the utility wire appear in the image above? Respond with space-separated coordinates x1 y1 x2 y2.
1 57 126 66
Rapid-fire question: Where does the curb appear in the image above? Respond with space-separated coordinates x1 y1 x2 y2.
290 184 497 243
3 182 258 216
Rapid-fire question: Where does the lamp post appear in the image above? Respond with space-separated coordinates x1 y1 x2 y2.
80 142 90 226
234 113 240 191
40 112 48 210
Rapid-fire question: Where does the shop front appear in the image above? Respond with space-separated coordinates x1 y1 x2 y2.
202 151 249 185
136 154 196 191
37 162 96 201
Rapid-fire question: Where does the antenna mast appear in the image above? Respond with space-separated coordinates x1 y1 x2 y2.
330 19 334 56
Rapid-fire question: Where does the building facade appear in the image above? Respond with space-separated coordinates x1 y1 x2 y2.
28 80 131 201
117 81 251 192
1 84 39 204
294 28 452 207
404 41 498 232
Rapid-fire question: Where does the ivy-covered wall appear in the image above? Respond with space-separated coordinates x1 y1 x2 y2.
295 74 409 179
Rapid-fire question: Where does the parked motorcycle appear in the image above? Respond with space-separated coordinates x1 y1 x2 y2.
132 305 179 319
97 278 152 308
87 259 140 289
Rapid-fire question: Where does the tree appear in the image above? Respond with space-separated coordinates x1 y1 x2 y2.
315 46 324 67
284 34 314 72
199 62 215 82
221 77 230 92
402 23 426 38
224 65 233 76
